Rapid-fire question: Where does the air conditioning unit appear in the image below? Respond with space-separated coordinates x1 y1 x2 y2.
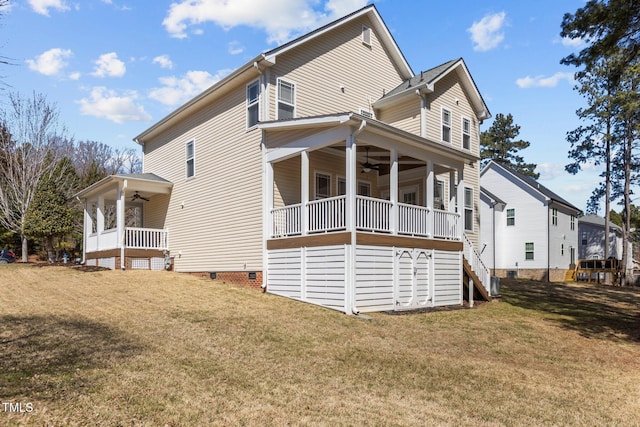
506 270 518 279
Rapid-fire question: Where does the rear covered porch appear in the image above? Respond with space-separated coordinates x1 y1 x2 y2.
260 114 489 313
75 173 173 270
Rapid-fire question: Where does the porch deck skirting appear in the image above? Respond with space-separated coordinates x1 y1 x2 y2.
85 249 167 271
266 233 464 314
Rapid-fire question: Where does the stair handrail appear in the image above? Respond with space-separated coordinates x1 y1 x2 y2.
463 234 491 295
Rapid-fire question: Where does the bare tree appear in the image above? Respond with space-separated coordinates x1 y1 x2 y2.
0 92 69 261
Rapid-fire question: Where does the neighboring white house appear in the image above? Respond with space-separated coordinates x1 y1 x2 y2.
480 161 581 282
76 5 493 313
578 214 633 268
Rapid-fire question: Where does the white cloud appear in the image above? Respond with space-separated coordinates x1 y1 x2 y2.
92 52 126 78
228 41 244 55
78 86 152 123
162 0 368 44
148 69 231 107
152 55 174 69
516 72 574 88
561 36 587 49
468 12 506 52
69 71 81 80
26 48 73 76
28 0 69 16
536 162 567 180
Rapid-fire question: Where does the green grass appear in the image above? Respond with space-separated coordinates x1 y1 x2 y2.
1 264 639 426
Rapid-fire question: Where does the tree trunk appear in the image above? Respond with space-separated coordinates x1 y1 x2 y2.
21 235 28 263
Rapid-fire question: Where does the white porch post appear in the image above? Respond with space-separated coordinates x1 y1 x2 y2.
117 181 126 270
457 168 465 239
389 148 398 235
426 160 434 238
97 195 105 250
301 151 309 235
265 161 274 238
449 170 457 214
345 135 357 314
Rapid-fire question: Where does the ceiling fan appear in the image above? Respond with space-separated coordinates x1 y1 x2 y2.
131 191 150 202
361 147 381 173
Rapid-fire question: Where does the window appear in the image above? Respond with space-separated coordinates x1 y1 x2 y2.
246 80 260 128
403 192 417 205
337 177 346 196
104 202 117 230
277 78 295 119
552 208 558 226
434 180 445 209
581 231 587 246
442 108 452 143
358 181 371 197
507 208 515 226
561 243 564 256
525 242 534 260
362 25 371 46
462 117 471 150
186 140 195 178
315 173 331 199
90 203 97 234
570 215 575 230
464 187 473 231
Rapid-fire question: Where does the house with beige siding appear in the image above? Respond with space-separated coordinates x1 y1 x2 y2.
76 5 492 313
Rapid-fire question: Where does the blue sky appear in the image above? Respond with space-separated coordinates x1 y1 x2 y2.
1 0 609 211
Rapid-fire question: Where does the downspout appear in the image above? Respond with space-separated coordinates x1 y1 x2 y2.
547 204 551 282
77 196 86 265
350 119 367 315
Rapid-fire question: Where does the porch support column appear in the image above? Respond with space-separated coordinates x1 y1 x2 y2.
426 160 434 238
117 180 127 270
97 195 105 250
456 167 465 240
262 144 274 290
301 151 309 235
345 135 357 315
389 148 398 234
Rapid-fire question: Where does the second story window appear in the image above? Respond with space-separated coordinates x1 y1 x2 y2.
442 108 452 143
464 187 473 232
552 208 558 226
507 208 515 226
186 140 195 179
462 117 471 150
246 80 260 128
571 215 575 230
277 78 295 119
315 172 330 199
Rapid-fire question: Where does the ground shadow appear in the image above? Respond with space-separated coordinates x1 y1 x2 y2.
0 315 143 400
501 279 640 343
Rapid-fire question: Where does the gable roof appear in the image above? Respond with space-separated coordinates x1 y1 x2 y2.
480 187 506 208
579 214 623 233
481 160 581 213
373 58 491 121
134 4 412 143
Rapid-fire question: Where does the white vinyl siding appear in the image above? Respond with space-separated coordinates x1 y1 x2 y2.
433 250 462 306
277 78 296 119
355 245 394 312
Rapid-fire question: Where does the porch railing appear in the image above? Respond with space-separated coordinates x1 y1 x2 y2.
308 196 346 233
125 227 169 250
463 233 491 293
432 209 460 240
270 197 462 241
356 195 392 233
272 203 302 237
398 203 431 237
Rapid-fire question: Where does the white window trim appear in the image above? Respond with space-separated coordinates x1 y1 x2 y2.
525 242 535 260
462 116 471 150
400 184 420 206
506 208 515 226
314 171 332 200
464 186 474 232
337 176 346 196
441 107 452 143
246 79 260 129
357 180 371 197
186 139 195 179
276 77 296 120
362 25 372 46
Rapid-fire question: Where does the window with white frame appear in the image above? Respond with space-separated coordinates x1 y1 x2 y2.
358 181 371 197
525 242 534 260
464 187 473 231
442 108 452 143
570 215 575 230
315 172 331 199
337 177 346 196
186 140 195 178
246 80 260 128
552 208 558 226
277 78 295 119
90 203 97 234
434 180 445 209
462 117 471 150
362 25 371 46
507 208 515 226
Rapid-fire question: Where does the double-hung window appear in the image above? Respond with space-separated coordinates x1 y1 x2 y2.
315 173 331 199
507 208 515 226
552 208 558 226
277 78 295 119
442 108 452 143
525 242 534 260
246 80 260 128
186 140 195 179
462 117 471 150
464 187 473 232
570 215 575 230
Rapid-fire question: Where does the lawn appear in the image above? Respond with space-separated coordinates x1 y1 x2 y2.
1 264 639 426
